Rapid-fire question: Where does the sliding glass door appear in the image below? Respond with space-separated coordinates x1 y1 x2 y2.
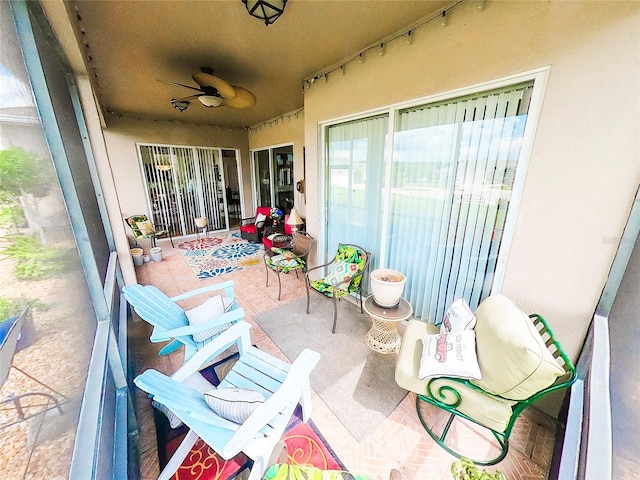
251 144 295 212
325 81 535 323
139 144 230 237
325 115 387 261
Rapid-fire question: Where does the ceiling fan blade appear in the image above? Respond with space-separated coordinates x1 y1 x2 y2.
192 71 237 99
222 86 256 109
175 94 203 102
158 79 203 92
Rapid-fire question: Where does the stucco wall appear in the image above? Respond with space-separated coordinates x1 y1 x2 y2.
102 116 250 215
302 0 640 362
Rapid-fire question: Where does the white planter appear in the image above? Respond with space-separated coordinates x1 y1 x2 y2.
370 269 406 308
130 248 144 267
150 246 163 262
195 217 208 228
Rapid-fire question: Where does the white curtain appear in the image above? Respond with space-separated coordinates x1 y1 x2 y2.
386 82 534 322
325 115 388 260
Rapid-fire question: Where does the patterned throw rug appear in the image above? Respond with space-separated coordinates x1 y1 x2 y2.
154 354 345 480
177 231 264 279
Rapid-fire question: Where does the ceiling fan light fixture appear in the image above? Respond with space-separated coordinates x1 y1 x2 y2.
242 0 287 26
171 99 190 112
198 95 224 107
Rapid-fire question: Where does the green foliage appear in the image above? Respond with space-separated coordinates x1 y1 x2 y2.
0 204 25 228
450 458 507 480
0 296 49 321
0 146 54 200
2 234 70 280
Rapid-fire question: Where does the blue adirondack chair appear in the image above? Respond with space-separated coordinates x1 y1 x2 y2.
122 281 245 361
134 321 321 480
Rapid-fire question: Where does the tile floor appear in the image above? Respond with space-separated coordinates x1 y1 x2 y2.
131 237 559 480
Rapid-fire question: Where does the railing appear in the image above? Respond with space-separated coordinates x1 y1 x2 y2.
69 253 138 479
557 314 611 479
557 186 639 480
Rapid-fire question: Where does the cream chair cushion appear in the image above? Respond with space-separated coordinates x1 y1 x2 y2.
471 294 565 400
396 319 516 433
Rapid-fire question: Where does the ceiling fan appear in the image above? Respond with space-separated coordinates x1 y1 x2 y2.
164 67 257 112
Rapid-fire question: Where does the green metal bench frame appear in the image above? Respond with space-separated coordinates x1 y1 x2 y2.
415 313 576 465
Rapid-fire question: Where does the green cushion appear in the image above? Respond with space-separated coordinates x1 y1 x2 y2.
309 279 351 298
335 245 367 289
266 254 302 272
471 294 565 400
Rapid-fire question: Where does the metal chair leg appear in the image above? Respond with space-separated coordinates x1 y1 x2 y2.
331 296 338 333
276 269 282 301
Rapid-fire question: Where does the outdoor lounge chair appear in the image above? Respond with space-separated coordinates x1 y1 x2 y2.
395 294 576 465
305 243 370 334
125 214 174 248
122 281 244 361
134 321 321 480
240 206 272 243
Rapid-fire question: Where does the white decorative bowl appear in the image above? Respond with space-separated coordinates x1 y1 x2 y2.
370 269 406 308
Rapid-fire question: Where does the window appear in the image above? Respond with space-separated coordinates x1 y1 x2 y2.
325 80 537 323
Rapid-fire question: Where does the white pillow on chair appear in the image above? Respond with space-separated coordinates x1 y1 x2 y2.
204 387 265 424
255 213 267 225
418 331 482 380
185 295 235 342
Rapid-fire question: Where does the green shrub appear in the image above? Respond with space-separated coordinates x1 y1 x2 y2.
2 234 70 280
0 205 25 229
0 296 49 321
451 458 507 480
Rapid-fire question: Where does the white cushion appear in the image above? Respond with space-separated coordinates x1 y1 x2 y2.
440 298 476 333
204 387 265 424
186 295 233 343
418 331 482 380
135 220 154 235
152 372 213 428
471 294 565 400
255 213 267 225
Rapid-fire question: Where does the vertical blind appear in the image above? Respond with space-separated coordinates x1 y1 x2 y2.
326 82 534 323
326 114 388 260
139 145 227 236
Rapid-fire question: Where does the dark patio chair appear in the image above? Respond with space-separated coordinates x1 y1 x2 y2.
264 231 314 300
125 214 174 248
240 206 272 243
305 243 370 333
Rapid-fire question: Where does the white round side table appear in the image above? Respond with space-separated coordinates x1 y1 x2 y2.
363 296 413 354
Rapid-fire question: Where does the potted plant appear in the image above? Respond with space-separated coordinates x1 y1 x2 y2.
369 268 406 308
450 458 507 480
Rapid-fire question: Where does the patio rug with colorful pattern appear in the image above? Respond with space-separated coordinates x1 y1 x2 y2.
154 354 345 479
177 231 264 279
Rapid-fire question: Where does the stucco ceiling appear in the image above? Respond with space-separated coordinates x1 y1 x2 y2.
66 0 452 128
